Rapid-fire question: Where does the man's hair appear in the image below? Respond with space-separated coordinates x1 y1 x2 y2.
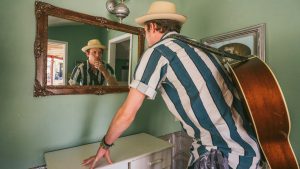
145 19 182 33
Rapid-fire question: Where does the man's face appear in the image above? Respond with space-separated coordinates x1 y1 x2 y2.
86 48 102 65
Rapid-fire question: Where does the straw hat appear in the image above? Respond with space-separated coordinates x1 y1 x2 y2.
135 1 186 26
81 39 106 52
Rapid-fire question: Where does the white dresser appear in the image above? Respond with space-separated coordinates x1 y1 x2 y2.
45 133 173 169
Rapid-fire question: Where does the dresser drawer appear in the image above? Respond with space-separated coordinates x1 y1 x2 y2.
98 161 128 169
129 148 171 169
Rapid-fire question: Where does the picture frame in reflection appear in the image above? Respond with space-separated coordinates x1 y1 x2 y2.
200 23 266 63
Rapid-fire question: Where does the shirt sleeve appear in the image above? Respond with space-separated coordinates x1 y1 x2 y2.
130 48 168 100
68 64 83 85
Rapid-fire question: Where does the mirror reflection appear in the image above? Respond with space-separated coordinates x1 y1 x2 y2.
34 1 144 96
47 16 139 87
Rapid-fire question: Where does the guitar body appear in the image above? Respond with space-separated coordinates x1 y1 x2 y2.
227 57 299 169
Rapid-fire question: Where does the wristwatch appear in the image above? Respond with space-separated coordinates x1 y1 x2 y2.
100 135 114 150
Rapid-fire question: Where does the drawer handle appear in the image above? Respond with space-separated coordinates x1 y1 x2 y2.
149 159 163 166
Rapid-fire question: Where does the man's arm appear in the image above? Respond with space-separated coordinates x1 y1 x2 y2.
82 88 146 169
104 88 146 144
96 62 118 86
68 65 82 85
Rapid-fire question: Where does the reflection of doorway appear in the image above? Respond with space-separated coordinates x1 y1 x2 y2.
47 40 68 85
108 34 132 85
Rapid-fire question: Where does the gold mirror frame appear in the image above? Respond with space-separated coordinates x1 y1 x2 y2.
34 1 145 97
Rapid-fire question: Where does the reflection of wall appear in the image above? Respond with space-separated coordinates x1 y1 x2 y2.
48 25 107 75
106 30 137 82
107 31 139 82
115 40 129 81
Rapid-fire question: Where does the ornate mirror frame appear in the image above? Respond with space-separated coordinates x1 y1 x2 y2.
34 1 145 97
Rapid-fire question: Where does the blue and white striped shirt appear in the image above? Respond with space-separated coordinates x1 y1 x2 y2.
69 60 114 86
130 32 261 169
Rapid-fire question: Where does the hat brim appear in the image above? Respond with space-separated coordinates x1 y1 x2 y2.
135 13 186 26
81 44 106 52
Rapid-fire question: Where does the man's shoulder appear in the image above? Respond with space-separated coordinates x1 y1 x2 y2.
76 62 85 69
151 38 181 55
141 37 179 58
155 37 182 53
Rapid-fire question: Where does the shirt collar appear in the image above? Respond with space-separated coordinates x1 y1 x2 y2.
161 31 179 40
150 31 179 47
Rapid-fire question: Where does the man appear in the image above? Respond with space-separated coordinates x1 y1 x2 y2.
83 1 261 169
68 39 118 86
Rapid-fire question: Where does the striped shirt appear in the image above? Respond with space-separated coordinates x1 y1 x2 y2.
130 32 261 169
69 60 114 86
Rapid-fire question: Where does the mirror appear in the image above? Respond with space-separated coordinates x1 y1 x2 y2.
34 1 145 96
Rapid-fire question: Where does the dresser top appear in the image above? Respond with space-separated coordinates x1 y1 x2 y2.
45 133 173 169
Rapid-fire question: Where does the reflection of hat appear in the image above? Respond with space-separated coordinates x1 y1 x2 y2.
81 39 106 52
135 1 187 26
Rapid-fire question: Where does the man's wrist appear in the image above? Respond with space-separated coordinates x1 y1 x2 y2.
100 135 114 150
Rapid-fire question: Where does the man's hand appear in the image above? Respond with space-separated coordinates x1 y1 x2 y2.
94 61 118 86
82 146 113 169
94 61 106 73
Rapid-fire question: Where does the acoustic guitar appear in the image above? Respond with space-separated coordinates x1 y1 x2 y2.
227 56 299 169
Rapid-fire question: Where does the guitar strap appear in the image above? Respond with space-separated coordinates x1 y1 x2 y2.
167 34 248 61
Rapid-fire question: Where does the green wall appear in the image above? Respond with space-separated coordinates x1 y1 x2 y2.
0 0 299 169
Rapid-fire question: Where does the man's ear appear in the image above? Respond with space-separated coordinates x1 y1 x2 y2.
150 23 157 33
85 51 89 57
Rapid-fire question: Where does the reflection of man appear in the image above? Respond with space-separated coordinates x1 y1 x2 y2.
68 39 118 86
83 1 261 169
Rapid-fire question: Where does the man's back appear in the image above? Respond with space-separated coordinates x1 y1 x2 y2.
132 32 261 168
